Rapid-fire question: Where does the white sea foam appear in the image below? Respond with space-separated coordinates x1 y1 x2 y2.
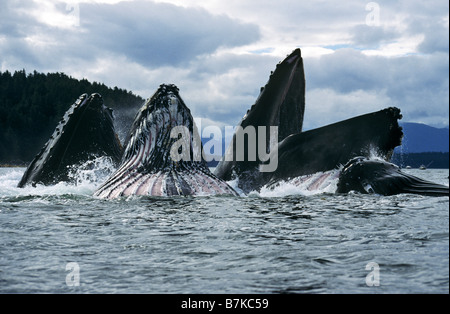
224 170 340 198
225 177 246 197
0 157 117 198
67 156 117 188
258 170 340 198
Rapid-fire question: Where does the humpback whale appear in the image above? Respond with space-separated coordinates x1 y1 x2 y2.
337 157 449 197
18 93 123 187
94 84 238 199
16 48 447 198
214 48 305 192
264 107 403 187
215 48 447 197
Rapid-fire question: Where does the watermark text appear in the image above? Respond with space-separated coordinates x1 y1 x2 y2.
366 2 380 27
66 262 80 287
365 262 380 286
170 121 279 173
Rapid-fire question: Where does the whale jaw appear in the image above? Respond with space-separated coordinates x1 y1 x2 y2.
94 167 237 199
94 84 238 199
17 93 122 187
214 48 306 191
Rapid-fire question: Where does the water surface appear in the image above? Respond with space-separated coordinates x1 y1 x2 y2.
0 167 448 293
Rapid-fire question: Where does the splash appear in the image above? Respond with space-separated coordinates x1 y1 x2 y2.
0 168 26 197
258 170 341 197
367 146 389 162
67 156 117 188
0 157 117 198
226 177 246 197
256 150 392 198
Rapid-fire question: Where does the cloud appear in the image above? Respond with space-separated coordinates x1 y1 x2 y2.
80 1 260 67
351 24 401 48
304 88 392 129
2 1 259 68
1 0 448 132
305 49 384 94
416 18 450 53
303 49 449 128
1 0 260 70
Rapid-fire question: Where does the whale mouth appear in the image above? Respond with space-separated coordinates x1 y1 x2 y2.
121 84 198 166
74 93 106 115
66 93 114 133
94 84 237 198
64 93 117 151
17 93 122 187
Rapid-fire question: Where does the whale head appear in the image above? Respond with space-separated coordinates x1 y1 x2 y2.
94 84 237 198
121 84 202 169
214 48 306 192
337 157 449 196
18 93 122 187
241 48 305 141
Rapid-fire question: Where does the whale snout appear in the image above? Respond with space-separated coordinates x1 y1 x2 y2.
86 93 104 109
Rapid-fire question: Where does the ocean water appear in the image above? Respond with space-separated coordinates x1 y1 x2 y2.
0 166 448 294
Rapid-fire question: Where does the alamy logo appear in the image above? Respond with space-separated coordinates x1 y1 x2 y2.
366 2 380 27
64 2 81 27
66 262 80 287
365 262 380 287
170 121 279 173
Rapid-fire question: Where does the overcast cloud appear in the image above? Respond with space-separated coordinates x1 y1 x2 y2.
1 0 448 130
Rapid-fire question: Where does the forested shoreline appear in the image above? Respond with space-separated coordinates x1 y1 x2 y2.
391 152 449 169
0 70 144 164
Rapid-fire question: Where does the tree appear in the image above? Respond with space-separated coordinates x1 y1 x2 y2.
0 70 144 164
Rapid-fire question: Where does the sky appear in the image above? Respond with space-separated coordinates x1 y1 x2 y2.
1 0 449 130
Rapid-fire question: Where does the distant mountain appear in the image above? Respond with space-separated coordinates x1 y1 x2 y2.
391 152 449 169
395 122 449 153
